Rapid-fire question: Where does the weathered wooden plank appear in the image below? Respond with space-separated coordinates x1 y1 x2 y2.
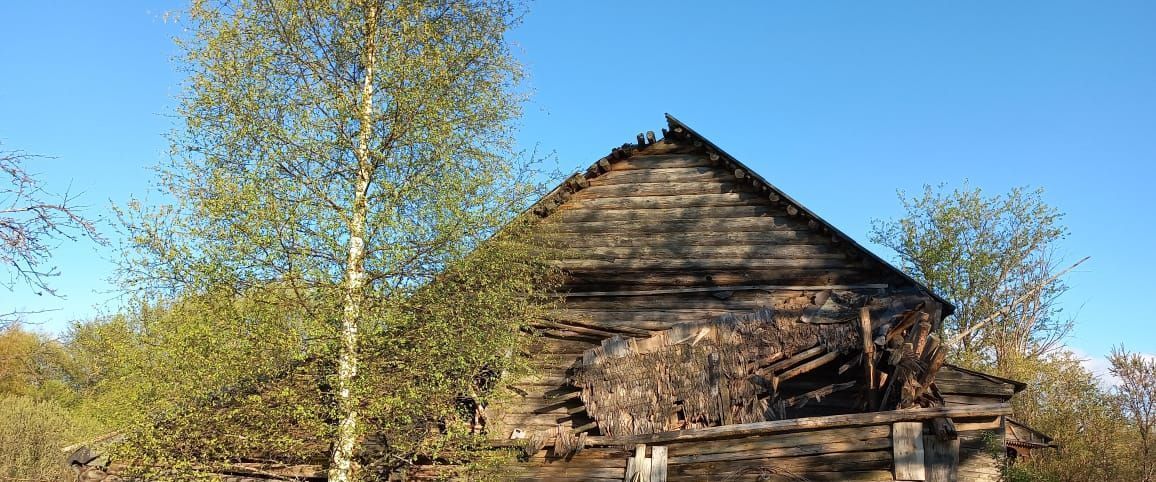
893 422 926 481
637 444 652 482
553 309 731 330
562 192 765 210
555 305 908 332
562 291 781 310
668 436 891 464
589 166 735 186
650 445 668 482
562 268 878 289
586 404 1012 446
540 231 829 248
609 154 712 170
550 205 779 223
510 465 626 478
531 319 618 340
563 284 889 297
575 181 759 198
550 244 845 260
941 394 1011 406
934 380 1016 397
924 434 960 482
764 346 826 374
664 425 891 457
511 478 621 482
554 258 854 271
547 217 807 234
668 450 892 476
539 316 655 337
667 471 894 482
521 457 627 469
952 417 1002 432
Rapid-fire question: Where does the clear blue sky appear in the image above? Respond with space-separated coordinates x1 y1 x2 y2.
2 1 1154 375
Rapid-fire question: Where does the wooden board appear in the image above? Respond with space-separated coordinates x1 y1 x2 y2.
551 205 779 223
924 434 960 482
586 166 736 186
892 422 926 481
608 154 713 170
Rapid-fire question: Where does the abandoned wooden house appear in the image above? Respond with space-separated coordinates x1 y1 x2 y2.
417 114 1044 481
69 114 1050 481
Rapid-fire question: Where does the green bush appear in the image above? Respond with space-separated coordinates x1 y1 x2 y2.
0 395 83 482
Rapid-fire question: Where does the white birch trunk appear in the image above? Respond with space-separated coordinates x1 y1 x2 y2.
330 3 377 481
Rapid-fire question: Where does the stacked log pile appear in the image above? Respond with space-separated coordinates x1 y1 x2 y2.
866 302 949 412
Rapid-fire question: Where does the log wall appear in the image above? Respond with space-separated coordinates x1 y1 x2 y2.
413 405 1011 481
483 133 1009 481
493 139 922 439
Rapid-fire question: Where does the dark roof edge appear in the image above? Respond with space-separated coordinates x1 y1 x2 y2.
943 363 1029 393
663 113 957 317
1007 417 1057 445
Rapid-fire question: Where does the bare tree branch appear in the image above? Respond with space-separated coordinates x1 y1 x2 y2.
1 144 107 309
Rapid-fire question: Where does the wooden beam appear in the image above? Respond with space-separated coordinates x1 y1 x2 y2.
554 258 851 271
763 346 825 374
783 381 857 408
544 315 654 337
584 404 1012 446
774 351 840 384
563 284 888 297
532 320 618 339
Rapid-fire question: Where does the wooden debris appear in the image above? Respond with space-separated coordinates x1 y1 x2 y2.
783 381 857 408
775 351 839 384
570 309 861 436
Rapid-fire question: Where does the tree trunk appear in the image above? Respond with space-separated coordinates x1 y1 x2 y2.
330 3 377 482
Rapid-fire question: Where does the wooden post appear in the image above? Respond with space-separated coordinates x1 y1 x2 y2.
924 433 960 482
626 444 652 482
893 422 927 481
636 444 651 482
860 307 878 409
649 446 668 482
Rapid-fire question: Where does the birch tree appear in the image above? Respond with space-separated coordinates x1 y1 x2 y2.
119 1 539 480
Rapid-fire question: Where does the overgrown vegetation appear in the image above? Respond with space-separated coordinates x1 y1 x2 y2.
0 394 89 482
871 183 1150 481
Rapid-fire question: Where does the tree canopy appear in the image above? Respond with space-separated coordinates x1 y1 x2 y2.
111 0 552 480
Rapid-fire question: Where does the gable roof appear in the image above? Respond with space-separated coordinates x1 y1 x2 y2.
530 113 955 316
